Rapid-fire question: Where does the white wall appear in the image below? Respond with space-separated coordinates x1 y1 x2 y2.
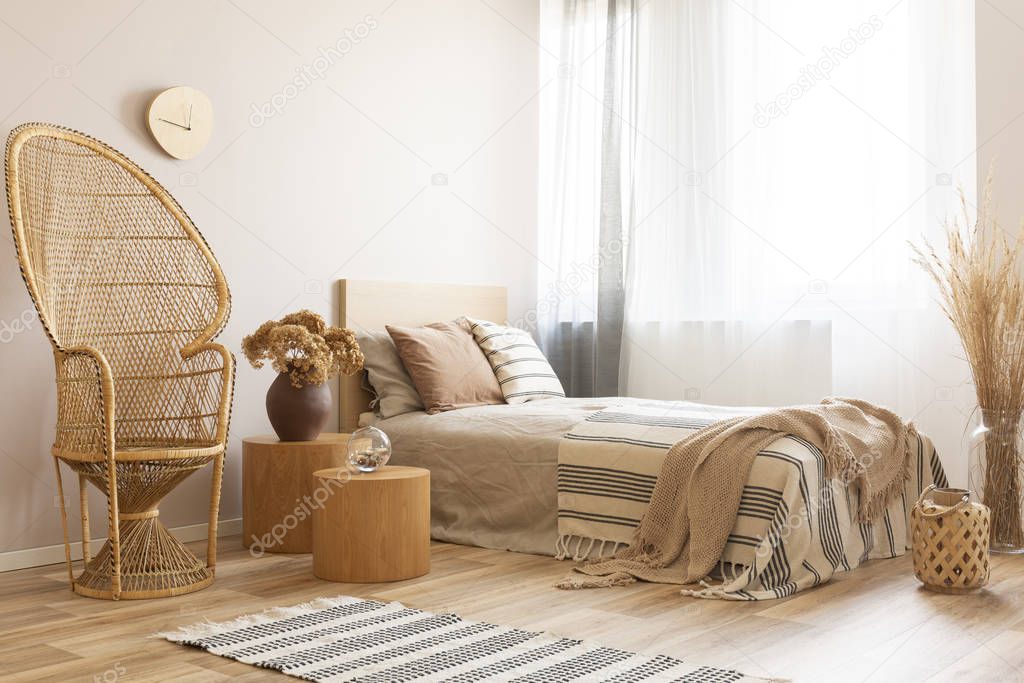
0 0 539 557
977 0 1024 228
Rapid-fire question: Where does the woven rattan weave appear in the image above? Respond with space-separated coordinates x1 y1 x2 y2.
911 486 991 594
5 123 235 600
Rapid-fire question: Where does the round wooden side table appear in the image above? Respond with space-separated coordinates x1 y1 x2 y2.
312 466 430 583
242 433 349 554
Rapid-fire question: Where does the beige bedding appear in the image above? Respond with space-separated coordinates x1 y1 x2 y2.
555 400 933 600
375 398 632 555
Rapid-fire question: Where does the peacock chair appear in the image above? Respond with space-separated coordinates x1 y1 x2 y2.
5 123 235 600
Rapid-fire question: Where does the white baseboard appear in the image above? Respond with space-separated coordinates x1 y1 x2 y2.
0 518 242 573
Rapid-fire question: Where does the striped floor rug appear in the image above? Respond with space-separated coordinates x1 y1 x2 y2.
159 595 772 682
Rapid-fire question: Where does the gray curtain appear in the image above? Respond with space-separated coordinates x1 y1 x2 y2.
541 0 632 398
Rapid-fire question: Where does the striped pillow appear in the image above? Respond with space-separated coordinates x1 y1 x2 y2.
465 318 565 403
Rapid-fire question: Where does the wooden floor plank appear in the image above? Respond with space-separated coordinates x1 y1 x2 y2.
1 535 1023 682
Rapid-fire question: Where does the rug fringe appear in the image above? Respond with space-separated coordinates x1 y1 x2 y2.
154 595 370 642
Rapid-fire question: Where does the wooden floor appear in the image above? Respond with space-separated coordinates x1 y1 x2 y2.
3 538 1024 682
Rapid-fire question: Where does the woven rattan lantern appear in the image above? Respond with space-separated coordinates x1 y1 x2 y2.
911 486 990 593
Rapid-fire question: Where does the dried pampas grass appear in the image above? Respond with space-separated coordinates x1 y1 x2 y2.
911 169 1024 549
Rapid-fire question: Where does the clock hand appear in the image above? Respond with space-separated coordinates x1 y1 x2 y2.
158 117 191 131
186 104 192 131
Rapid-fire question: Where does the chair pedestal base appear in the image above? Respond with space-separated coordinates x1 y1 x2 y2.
72 514 213 600
72 573 214 600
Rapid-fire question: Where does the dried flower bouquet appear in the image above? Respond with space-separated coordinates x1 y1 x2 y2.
242 310 364 387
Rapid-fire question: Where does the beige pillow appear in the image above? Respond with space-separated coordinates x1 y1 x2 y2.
356 330 424 419
386 322 504 414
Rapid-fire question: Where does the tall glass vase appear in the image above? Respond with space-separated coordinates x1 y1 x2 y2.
968 409 1024 553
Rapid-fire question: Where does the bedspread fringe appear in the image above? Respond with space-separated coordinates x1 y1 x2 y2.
555 534 624 562
679 579 753 601
555 571 636 590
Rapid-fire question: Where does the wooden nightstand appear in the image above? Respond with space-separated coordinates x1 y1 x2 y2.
242 433 349 554
312 466 430 582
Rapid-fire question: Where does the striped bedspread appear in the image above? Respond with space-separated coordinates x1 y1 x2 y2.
556 402 946 600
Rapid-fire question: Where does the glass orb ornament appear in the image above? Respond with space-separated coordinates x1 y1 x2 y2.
347 426 392 473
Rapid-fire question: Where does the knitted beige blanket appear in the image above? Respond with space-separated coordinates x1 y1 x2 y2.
556 397 916 589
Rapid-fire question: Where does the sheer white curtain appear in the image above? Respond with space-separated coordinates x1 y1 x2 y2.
539 1 976 482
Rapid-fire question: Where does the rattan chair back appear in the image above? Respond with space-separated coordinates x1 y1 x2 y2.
7 123 230 448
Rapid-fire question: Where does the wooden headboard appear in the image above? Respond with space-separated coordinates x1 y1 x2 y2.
338 279 508 431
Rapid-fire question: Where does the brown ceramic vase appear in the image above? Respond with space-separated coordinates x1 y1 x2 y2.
265 372 332 442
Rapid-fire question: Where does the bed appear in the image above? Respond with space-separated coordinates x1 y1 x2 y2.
338 280 947 599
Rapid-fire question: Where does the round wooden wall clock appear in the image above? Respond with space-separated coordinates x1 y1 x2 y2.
146 86 214 160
